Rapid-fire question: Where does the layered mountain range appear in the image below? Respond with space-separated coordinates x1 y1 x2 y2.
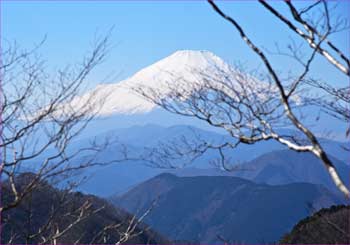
113 173 344 244
24 50 349 244
70 124 349 197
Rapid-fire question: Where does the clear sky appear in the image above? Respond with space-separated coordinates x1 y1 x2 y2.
2 1 350 89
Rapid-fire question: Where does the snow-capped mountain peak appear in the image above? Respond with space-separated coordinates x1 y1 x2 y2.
149 50 229 70
64 50 264 116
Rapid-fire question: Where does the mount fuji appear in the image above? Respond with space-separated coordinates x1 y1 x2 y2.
69 50 256 116
31 49 348 198
65 49 346 141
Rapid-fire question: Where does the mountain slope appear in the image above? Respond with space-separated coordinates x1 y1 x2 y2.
1 172 169 244
67 50 261 116
113 173 342 244
280 205 350 244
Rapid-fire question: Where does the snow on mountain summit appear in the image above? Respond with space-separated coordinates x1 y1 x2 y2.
148 50 230 72
66 50 255 116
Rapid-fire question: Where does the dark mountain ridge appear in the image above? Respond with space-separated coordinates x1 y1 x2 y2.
114 173 343 244
281 205 350 244
1 172 169 244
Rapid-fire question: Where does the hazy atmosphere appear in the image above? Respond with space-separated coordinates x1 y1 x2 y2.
1 1 350 244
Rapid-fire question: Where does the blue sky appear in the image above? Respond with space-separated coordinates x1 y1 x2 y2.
2 1 350 89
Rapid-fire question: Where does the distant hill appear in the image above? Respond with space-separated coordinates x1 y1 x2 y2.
1 172 169 244
280 205 350 244
29 124 350 197
113 173 342 244
152 149 350 198
231 150 350 194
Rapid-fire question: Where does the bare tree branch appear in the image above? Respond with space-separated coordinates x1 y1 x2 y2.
133 1 349 197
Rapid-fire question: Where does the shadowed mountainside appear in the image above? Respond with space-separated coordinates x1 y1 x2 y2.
280 205 350 244
113 173 343 244
1 172 170 244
